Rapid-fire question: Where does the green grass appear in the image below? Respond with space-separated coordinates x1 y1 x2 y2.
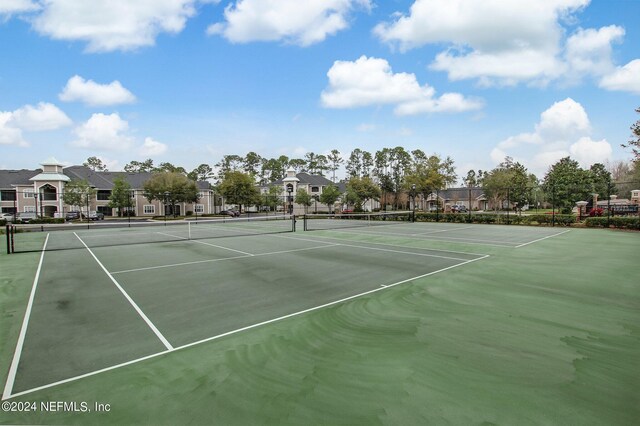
1 227 638 425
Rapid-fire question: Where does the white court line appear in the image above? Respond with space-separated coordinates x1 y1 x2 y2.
331 242 470 262
156 231 254 256
514 229 572 248
73 232 173 351
302 228 516 248
411 225 474 236
276 234 488 258
111 243 341 274
5 252 489 400
2 234 49 401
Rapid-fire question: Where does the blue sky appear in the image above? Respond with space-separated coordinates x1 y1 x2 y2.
1 0 639 181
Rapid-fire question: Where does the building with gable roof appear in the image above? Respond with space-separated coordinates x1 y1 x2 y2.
0 158 215 218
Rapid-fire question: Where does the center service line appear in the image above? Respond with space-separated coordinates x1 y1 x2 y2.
73 232 173 351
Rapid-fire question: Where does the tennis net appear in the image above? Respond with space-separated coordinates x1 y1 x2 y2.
7 215 295 253
303 211 414 231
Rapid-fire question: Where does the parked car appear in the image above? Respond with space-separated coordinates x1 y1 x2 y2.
220 210 240 217
65 211 82 220
17 212 38 223
89 211 105 221
0 212 15 222
451 205 468 213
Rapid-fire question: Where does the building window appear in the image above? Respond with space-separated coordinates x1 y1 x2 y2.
97 190 111 201
195 204 204 213
1 190 17 201
311 186 319 193
24 206 36 212
143 205 155 215
23 189 35 199
198 192 206 199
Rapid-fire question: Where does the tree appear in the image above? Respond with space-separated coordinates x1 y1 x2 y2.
327 149 343 182
243 152 263 178
305 152 319 174
108 177 133 216
482 157 533 211
288 158 307 173
294 188 313 213
464 170 477 187
542 157 592 213
589 163 615 198
215 155 244 181
155 162 186 174
346 148 364 178
622 107 640 160
62 179 96 216
217 171 259 213
319 184 341 213
143 172 199 216
83 156 108 171
264 185 282 212
124 159 155 173
404 153 457 208
187 164 214 182
315 154 329 176
346 176 381 211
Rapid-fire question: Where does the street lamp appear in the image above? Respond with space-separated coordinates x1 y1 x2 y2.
287 186 293 215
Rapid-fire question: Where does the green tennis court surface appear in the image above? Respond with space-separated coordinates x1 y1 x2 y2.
1 219 638 425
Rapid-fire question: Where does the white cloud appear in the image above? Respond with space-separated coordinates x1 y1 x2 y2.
139 137 168 156
569 137 613 168
374 0 597 86
599 59 640 95
31 0 198 52
0 0 39 16
208 0 371 46
564 25 624 78
0 112 27 146
492 98 611 174
321 55 483 115
0 102 71 146
71 113 135 151
59 75 136 106
11 102 72 131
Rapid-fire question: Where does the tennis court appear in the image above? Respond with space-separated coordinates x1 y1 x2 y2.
4 214 505 398
2 213 639 425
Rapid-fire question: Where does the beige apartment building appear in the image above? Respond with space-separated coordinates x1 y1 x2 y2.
0 158 215 218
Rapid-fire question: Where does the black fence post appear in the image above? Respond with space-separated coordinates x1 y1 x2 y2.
606 183 612 228
552 184 556 227
435 189 439 222
506 187 510 225
5 225 10 254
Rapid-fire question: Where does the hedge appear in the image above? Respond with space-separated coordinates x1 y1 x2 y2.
29 217 65 224
584 217 640 230
415 213 576 226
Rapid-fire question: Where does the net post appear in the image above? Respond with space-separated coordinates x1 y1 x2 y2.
5 225 10 254
292 215 296 232
303 214 307 231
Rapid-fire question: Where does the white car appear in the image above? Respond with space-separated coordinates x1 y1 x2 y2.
0 212 15 222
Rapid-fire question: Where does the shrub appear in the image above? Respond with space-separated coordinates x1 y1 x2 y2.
30 217 65 224
585 217 640 230
186 211 193 216
589 208 604 217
